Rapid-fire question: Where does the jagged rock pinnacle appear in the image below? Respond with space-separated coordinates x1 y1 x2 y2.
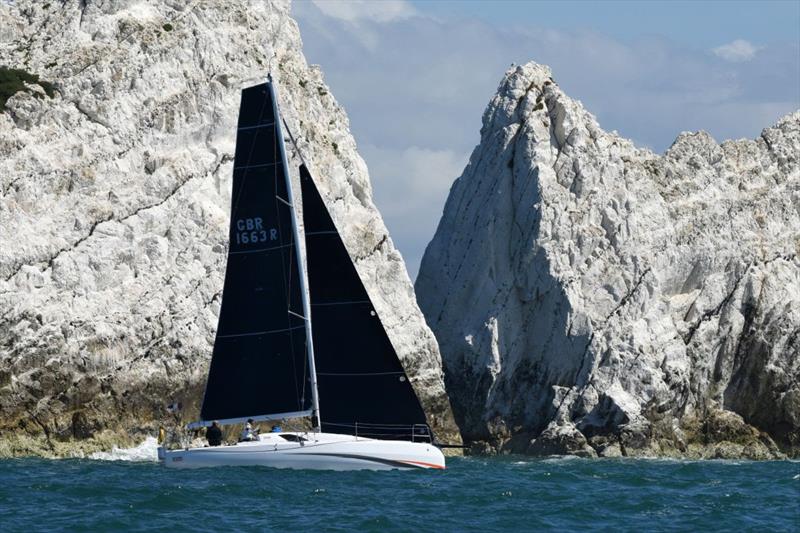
417 61 799 458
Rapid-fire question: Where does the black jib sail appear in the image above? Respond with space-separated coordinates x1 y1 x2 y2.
299 164 430 440
199 83 310 423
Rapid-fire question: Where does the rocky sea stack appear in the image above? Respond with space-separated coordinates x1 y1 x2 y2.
0 0 459 457
417 63 799 459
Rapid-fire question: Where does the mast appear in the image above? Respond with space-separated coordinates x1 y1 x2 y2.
268 74 322 430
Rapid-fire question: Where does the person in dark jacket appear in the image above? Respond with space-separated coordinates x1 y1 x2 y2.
206 421 223 446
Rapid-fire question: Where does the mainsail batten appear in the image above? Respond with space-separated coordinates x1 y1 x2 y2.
299 165 430 439
199 82 311 422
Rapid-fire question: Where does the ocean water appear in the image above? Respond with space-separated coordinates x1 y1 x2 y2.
1 440 797 532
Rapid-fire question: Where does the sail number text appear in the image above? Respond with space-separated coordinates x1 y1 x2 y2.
235 217 278 245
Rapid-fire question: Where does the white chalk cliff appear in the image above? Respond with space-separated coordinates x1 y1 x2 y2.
417 62 799 458
0 0 459 456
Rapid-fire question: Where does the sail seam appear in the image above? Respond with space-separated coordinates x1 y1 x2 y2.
229 243 293 255
218 324 305 339
311 300 371 306
238 121 275 131
234 161 280 170
317 372 404 376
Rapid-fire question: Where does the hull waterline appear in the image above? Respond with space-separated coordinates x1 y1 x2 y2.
159 432 445 471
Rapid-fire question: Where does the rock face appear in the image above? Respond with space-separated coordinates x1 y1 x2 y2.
416 62 799 458
0 0 459 457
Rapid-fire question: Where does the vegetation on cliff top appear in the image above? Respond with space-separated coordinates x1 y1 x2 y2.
0 66 55 110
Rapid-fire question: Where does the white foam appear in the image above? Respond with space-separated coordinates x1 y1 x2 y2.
541 455 583 463
89 436 159 462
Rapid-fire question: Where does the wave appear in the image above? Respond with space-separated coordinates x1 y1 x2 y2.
89 436 159 462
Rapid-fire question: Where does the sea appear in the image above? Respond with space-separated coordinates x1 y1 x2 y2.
1 438 797 532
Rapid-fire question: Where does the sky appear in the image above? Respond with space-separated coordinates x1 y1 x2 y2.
292 0 800 279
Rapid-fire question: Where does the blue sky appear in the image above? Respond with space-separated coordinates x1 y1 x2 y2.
411 1 800 48
293 0 800 279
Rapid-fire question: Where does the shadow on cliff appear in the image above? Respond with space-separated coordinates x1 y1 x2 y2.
425 154 593 451
721 265 800 452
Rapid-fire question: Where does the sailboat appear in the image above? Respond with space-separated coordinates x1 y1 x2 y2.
157 76 445 470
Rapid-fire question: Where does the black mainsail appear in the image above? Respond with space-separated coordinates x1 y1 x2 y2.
199 82 312 423
299 164 430 439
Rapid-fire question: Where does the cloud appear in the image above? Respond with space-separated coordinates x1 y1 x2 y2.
299 1 419 50
712 39 760 62
310 0 417 23
360 144 468 276
361 145 466 214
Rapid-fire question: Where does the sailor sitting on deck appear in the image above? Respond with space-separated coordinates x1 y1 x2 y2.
206 421 222 447
239 419 260 442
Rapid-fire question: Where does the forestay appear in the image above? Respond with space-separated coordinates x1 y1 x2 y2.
199 83 311 422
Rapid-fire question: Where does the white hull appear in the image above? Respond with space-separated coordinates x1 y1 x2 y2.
159 432 445 471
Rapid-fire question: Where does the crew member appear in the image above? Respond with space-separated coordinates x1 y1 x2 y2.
240 419 260 442
206 421 223 447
